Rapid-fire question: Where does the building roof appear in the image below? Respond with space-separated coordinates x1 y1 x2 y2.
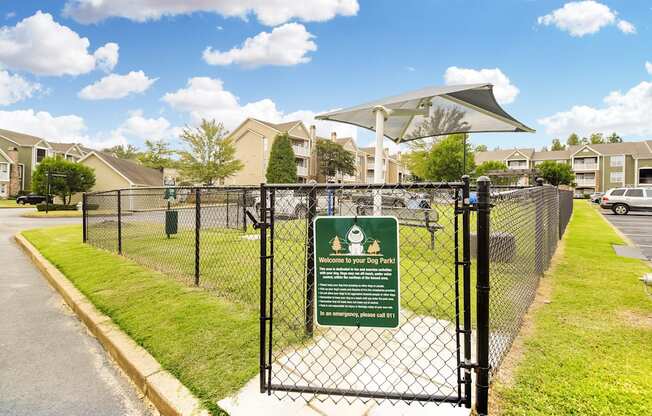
474 149 518 164
87 152 163 186
531 149 573 160
49 142 80 153
0 128 47 147
252 118 300 133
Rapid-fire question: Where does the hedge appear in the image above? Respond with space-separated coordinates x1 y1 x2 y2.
36 204 78 212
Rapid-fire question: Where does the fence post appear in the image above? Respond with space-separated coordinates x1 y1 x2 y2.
82 193 87 243
475 176 491 416
259 184 268 393
194 188 201 286
242 189 248 232
305 187 317 337
226 191 230 228
534 178 544 274
461 175 472 408
117 190 122 254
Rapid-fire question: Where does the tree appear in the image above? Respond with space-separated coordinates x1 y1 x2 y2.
178 119 243 185
367 240 380 255
103 144 140 160
331 236 342 254
475 144 488 152
474 160 511 185
551 138 565 151
138 139 176 170
266 133 297 183
540 146 549 151
589 133 604 144
315 139 356 181
607 132 623 143
537 160 574 186
32 157 96 205
405 134 475 181
566 133 580 146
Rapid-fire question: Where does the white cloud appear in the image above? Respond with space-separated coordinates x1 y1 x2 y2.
203 23 316 68
64 0 359 26
79 71 157 100
537 1 635 37
443 66 519 104
616 19 636 34
0 109 86 139
0 11 118 76
115 111 174 141
538 72 652 137
646 61 652 76
0 70 41 105
93 42 119 72
162 76 356 139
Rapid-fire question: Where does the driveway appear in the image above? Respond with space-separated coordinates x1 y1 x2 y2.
0 208 153 416
600 207 652 260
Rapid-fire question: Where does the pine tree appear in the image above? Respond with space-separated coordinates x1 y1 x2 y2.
367 240 380 255
331 236 342 254
266 133 298 183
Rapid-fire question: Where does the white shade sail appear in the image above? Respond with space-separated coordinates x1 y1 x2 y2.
316 84 534 143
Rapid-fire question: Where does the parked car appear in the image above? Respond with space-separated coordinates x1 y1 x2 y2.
600 187 652 215
254 190 328 218
16 194 53 205
589 192 604 204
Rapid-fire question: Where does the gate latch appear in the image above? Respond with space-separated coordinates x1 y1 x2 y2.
245 208 263 229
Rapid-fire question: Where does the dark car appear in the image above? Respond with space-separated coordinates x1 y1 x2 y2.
16 194 53 205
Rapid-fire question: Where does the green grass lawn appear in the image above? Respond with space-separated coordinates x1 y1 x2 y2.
493 201 652 415
0 199 21 208
22 225 261 415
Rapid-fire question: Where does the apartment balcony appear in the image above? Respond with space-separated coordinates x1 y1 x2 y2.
340 174 356 182
575 179 596 187
296 165 308 176
507 163 528 170
292 145 310 157
573 163 598 171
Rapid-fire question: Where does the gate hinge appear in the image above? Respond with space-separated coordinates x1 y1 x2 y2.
260 255 274 260
456 328 472 335
455 261 471 267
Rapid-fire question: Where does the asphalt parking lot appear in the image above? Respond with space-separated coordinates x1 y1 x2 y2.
600 207 652 260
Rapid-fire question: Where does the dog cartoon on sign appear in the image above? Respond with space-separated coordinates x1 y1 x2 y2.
346 224 366 255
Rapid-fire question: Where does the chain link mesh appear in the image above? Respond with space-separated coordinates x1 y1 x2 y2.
263 183 468 406
85 186 260 304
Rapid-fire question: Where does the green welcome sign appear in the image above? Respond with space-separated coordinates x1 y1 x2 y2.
313 216 400 328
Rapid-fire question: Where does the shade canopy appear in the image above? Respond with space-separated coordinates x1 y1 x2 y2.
316 84 534 143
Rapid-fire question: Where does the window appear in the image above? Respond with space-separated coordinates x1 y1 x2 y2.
36 148 47 163
0 163 8 181
610 189 626 196
610 155 624 167
0 184 5 195
625 189 644 197
610 172 624 183
647 189 652 198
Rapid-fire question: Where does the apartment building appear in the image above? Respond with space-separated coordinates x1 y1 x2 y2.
475 140 652 195
0 128 90 198
224 117 410 185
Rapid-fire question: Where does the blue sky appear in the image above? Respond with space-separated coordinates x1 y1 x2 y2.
0 0 650 151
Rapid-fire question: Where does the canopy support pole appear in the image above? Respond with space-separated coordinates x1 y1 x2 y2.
373 106 387 215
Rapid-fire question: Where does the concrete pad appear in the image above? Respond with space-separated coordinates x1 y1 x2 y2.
612 245 648 260
368 401 470 416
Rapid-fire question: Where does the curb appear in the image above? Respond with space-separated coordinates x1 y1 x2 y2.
15 233 210 416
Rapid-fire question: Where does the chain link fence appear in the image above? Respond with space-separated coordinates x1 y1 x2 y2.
84 186 261 304
83 179 573 414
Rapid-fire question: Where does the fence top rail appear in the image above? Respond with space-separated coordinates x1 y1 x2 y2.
85 185 259 196
262 181 464 190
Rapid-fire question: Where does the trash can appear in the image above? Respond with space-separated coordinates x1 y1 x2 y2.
165 210 178 237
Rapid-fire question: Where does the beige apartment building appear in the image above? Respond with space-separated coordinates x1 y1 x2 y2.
223 117 409 185
476 140 652 195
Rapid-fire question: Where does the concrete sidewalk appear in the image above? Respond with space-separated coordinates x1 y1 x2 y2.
0 208 153 416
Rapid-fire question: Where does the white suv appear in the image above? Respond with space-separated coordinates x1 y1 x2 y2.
600 187 652 215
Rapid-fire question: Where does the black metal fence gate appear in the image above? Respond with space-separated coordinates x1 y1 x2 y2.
258 180 474 408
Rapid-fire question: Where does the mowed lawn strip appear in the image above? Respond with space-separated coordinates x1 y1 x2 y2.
493 201 652 416
22 225 259 415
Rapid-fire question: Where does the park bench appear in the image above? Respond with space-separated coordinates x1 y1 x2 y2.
355 205 443 249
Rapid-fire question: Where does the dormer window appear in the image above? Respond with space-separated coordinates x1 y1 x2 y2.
36 148 47 163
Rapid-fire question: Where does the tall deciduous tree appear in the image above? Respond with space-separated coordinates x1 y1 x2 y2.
607 132 623 143
315 139 356 181
138 139 176 169
32 157 96 204
266 133 297 183
566 133 580 146
474 160 511 185
404 134 474 181
590 133 605 144
551 138 566 151
537 161 574 186
103 144 140 160
475 144 488 152
178 119 243 185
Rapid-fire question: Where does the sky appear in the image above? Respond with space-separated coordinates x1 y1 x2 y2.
0 0 650 152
